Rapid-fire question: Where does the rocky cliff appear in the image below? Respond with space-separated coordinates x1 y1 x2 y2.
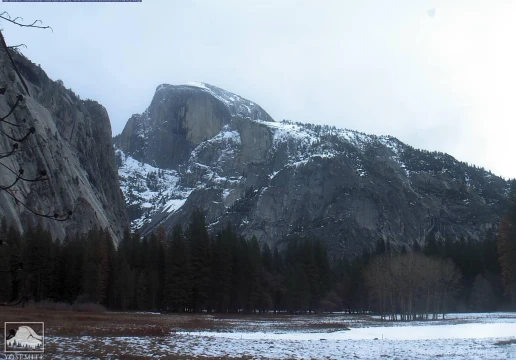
0 50 127 242
114 82 508 257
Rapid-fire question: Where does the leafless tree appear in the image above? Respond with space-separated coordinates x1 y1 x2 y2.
365 252 461 321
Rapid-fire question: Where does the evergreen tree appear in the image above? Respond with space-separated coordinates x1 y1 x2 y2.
242 236 261 312
256 243 274 312
115 254 135 310
375 239 386 255
59 235 84 303
0 219 13 302
412 240 422 253
271 247 285 313
228 235 243 312
136 271 150 310
313 239 331 306
423 231 439 257
187 210 211 312
155 226 167 311
114 227 135 309
497 181 516 307
81 229 99 303
301 240 319 313
23 223 55 302
498 216 516 304
145 232 161 310
163 224 191 312
470 274 495 311
96 229 110 305
286 262 309 313
209 225 233 312
105 230 118 309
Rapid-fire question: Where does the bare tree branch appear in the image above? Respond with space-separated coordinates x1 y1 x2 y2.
3 188 73 221
0 126 35 142
0 144 18 160
0 94 23 120
0 31 30 97
7 44 27 50
0 163 48 183
0 142 47 157
0 12 52 31
0 172 23 191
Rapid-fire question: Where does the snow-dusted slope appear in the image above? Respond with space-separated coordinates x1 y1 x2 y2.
184 82 272 121
115 83 509 255
116 150 192 229
155 82 274 123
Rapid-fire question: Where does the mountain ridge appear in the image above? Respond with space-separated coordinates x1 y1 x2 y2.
115 82 508 256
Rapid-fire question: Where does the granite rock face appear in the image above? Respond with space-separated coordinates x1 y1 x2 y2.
115 83 273 170
115 82 508 257
0 50 127 243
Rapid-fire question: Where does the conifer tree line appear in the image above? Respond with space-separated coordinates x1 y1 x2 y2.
1 191 515 315
497 181 516 307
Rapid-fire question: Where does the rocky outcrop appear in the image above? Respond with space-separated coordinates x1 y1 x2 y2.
115 83 508 257
114 83 273 170
0 50 127 242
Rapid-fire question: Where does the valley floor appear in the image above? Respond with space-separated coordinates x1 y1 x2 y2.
0 309 515 359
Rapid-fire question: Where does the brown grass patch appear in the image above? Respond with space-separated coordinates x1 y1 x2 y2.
305 322 350 330
71 302 106 313
176 317 217 331
0 307 175 338
495 339 516 346
0 307 232 338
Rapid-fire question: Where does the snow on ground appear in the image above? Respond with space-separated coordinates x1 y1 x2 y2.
163 198 187 214
47 333 516 360
116 149 193 229
184 82 263 120
170 334 516 360
43 313 516 359
173 313 516 359
252 119 398 180
184 322 516 342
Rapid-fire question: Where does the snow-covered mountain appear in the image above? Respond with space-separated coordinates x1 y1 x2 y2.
114 83 508 256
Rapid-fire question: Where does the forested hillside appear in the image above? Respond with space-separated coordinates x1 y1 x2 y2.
2 182 515 315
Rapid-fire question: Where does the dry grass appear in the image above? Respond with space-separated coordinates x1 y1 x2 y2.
494 339 516 346
176 316 218 331
0 307 173 337
71 302 107 313
304 322 350 330
0 307 243 339
0 308 352 358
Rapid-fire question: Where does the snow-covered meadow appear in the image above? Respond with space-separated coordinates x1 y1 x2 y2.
43 312 516 359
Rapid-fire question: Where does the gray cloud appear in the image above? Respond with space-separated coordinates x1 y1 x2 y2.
2 0 515 179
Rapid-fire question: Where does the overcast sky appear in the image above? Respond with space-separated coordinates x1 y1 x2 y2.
2 0 515 179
